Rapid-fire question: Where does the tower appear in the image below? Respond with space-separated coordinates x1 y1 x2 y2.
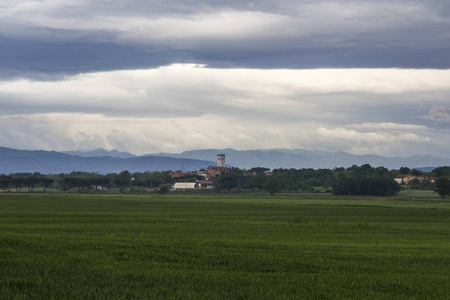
217 154 225 167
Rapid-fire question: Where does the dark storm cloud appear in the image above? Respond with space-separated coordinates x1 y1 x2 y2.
0 36 179 77
1 1 449 77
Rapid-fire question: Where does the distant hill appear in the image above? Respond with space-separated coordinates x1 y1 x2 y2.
62 148 136 158
151 148 450 170
1 146 449 174
0 147 213 174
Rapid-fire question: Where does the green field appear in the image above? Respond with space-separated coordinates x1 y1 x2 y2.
1 192 450 299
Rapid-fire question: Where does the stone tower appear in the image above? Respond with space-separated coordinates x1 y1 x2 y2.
217 154 225 167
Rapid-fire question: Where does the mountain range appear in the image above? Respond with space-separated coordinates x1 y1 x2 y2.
1 146 449 174
0 147 212 174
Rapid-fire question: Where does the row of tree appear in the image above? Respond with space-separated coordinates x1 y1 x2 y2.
1 165 449 198
0 175 54 192
213 165 450 197
212 165 401 196
0 171 174 192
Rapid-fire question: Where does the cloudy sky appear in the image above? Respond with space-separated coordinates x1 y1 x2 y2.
1 0 450 158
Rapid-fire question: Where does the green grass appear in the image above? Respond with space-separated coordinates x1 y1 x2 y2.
1 193 450 299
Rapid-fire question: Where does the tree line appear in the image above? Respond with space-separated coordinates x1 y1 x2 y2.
0 174 54 192
214 165 450 197
0 171 173 193
1 165 449 198
213 165 401 196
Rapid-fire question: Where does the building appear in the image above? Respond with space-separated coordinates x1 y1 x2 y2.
207 166 230 178
394 174 415 185
173 182 201 190
207 154 230 179
217 154 225 167
199 180 215 189
170 172 205 182
394 174 436 185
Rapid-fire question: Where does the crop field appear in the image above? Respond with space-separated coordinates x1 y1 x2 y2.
1 192 450 299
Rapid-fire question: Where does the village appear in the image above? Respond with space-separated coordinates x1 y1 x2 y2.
169 154 437 191
170 154 232 190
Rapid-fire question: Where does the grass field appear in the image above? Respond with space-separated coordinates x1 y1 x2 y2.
1 191 450 299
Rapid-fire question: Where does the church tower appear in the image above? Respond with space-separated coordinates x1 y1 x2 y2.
217 154 225 167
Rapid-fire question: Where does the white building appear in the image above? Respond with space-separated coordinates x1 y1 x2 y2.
173 182 201 190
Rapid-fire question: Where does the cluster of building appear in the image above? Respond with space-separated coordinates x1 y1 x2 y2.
171 154 230 190
171 154 435 190
394 174 435 185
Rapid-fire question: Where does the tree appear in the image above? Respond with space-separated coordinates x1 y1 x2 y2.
92 177 109 191
399 167 411 175
419 179 434 190
0 176 11 192
247 174 268 191
133 178 145 190
266 177 278 196
411 169 423 176
375 166 389 177
216 171 238 192
431 166 450 177
24 176 40 192
332 165 401 196
434 177 450 199
230 168 246 188
12 177 26 192
408 178 421 189
142 171 173 190
40 178 54 192
61 177 78 192
158 184 170 194
332 176 400 196
78 178 93 191
114 170 131 192
247 167 270 174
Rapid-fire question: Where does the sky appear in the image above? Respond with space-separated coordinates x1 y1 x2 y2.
1 0 450 158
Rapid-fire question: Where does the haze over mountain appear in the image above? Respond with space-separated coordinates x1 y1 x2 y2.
1 146 448 174
62 148 136 159
152 149 450 171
